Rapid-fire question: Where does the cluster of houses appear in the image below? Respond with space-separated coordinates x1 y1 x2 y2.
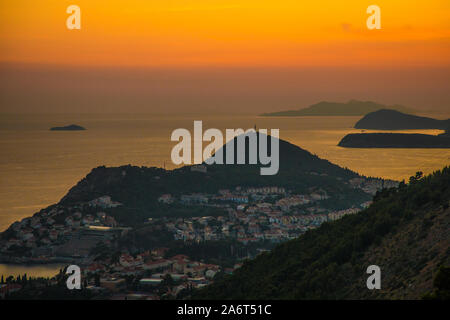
328 207 362 221
161 186 288 206
1 181 385 263
82 249 235 300
348 177 398 195
0 196 121 262
168 210 332 244
157 186 371 244
0 283 22 299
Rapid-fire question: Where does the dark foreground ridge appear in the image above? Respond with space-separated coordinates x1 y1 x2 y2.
193 168 450 299
338 133 450 148
354 109 450 130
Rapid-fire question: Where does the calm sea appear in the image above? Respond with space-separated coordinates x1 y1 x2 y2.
0 112 449 234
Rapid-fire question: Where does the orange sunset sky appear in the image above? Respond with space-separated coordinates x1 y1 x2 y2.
0 0 449 113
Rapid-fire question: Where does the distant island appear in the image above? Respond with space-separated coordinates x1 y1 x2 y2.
50 124 86 131
260 100 415 117
338 132 450 148
354 109 450 130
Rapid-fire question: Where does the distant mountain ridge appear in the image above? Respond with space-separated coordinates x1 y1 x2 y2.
50 124 86 131
260 100 415 117
354 109 450 130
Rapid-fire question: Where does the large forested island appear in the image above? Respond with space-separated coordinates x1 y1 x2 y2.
338 132 450 148
354 109 450 130
260 100 415 117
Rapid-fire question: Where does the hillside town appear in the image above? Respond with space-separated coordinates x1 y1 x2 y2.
0 178 397 299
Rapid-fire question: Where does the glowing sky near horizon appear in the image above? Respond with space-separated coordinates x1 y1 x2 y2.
1 0 449 67
1 1 450 114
